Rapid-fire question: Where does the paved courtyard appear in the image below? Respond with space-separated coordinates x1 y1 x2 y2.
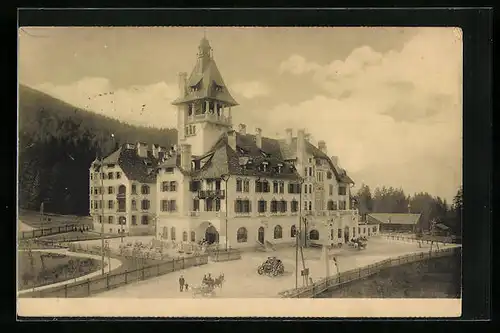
93 236 457 298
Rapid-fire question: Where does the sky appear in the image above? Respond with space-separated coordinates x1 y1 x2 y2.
18 27 463 201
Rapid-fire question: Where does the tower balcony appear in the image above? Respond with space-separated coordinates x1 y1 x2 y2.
187 113 230 125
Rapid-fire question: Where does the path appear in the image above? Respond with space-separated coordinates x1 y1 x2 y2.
94 237 458 298
17 248 122 295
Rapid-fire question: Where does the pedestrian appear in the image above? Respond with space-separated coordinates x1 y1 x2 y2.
185 283 189 291
179 275 185 292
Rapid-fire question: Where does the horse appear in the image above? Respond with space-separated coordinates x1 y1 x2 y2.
213 274 225 288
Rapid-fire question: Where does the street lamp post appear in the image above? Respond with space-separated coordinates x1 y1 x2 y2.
220 174 230 252
100 156 105 276
295 176 305 290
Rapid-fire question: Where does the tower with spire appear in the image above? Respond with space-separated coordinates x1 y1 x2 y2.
172 36 238 156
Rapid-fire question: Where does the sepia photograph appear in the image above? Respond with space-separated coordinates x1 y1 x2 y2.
17 25 463 317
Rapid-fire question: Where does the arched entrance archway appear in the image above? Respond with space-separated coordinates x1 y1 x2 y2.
344 226 350 243
309 229 319 240
258 227 265 244
205 225 219 244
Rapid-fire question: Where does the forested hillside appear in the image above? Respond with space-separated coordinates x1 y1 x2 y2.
18 84 177 216
353 185 463 235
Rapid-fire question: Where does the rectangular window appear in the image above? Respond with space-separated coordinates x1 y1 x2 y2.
280 200 287 213
339 200 346 210
338 186 347 196
271 201 278 213
236 179 243 192
131 200 137 210
258 200 267 213
108 172 114 180
189 180 200 192
131 184 137 194
304 201 308 210
327 171 332 179
141 200 150 210
329 185 333 196
273 182 278 193
193 199 200 211
243 180 250 192
162 181 169 192
161 200 168 212
116 172 121 179
170 181 177 192
338 229 342 239
308 201 312 211
291 200 298 212
108 200 114 209
304 167 307 176
131 215 137 225
309 167 313 177
304 184 308 194
255 180 262 193
235 199 251 213
108 186 114 194
108 216 114 224
98 216 102 223
141 215 149 225
169 200 177 212
263 181 270 193
358 227 361 234
279 182 284 194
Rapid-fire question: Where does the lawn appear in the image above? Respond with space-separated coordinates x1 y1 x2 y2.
18 251 102 290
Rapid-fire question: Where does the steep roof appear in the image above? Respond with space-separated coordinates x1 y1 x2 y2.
172 39 238 106
190 131 354 184
96 145 160 183
367 213 421 225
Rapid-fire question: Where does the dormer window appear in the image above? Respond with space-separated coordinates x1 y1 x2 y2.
260 162 269 172
277 163 283 174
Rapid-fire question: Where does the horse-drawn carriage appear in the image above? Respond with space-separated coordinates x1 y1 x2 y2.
191 274 225 298
257 257 285 277
349 237 367 250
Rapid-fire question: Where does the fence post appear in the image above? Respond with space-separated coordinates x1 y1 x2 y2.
125 270 128 284
106 274 110 289
64 284 68 298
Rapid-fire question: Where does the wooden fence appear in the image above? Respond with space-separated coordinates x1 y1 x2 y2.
24 253 209 298
279 246 460 298
18 224 91 240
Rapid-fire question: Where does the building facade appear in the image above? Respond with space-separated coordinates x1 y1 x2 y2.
90 37 367 249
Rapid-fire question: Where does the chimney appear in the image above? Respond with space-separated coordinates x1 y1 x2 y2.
318 140 327 154
180 144 192 171
255 128 262 149
297 129 306 167
136 142 148 158
238 123 247 135
227 130 237 151
178 72 188 97
151 144 159 158
330 156 339 167
285 128 293 145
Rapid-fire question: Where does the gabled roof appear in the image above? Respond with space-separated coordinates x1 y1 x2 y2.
172 38 238 107
95 145 160 183
367 213 421 225
190 131 355 184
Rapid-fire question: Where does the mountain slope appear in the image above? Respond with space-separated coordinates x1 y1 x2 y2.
18 84 178 216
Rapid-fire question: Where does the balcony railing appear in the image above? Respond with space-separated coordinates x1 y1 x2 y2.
188 113 230 124
197 190 225 199
116 193 126 199
188 211 222 218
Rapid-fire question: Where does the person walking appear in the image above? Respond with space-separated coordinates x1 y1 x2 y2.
179 275 185 292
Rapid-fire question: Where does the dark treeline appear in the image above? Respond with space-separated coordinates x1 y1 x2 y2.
18 85 177 216
353 184 463 235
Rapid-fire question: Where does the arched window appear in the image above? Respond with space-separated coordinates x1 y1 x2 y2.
141 185 150 195
309 229 319 240
190 231 196 242
183 231 188 242
291 225 297 237
141 199 150 210
237 227 248 243
171 227 176 240
327 200 334 210
118 185 126 195
274 225 283 239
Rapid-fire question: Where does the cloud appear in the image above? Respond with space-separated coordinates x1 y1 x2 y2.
32 77 179 128
242 28 463 200
231 80 270 99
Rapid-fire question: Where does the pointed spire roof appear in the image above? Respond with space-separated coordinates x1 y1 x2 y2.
172 37 238 106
